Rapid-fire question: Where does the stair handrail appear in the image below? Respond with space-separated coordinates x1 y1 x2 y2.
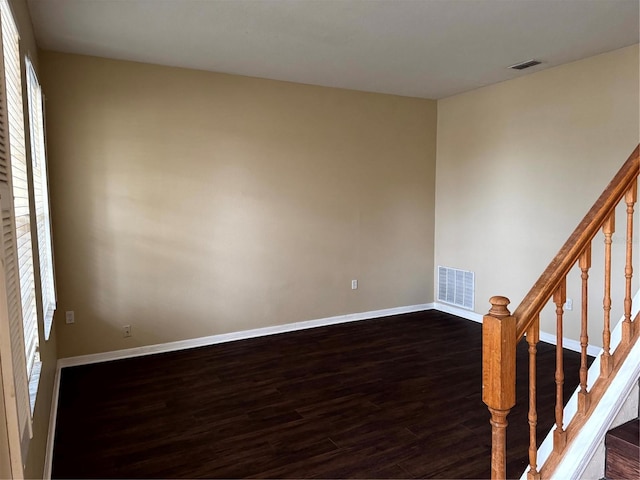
482 144 639 479
513 145 639 340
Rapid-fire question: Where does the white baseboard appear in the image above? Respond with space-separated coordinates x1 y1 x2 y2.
42 363 61 480
434 302 601 356
433 302 483 323
57 303 436 369
538 331 602 358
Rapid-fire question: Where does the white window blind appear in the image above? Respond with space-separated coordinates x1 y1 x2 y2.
0 0 34 457
1 0 37 379
26 58 55 340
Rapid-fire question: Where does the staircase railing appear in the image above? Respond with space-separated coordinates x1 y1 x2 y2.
482 144 640 479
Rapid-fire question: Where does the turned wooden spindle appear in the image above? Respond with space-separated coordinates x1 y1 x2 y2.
578 245 591 414
526 319 540 480
483 296 516 480
601 214 615 377
553 280 567 452
481 146 638 478
622 183 636 344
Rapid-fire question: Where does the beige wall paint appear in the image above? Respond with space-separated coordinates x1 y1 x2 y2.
435 44 639 342
8 0 37 67
40 51 437 358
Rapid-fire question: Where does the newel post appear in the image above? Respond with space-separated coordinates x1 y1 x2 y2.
483 296 517 480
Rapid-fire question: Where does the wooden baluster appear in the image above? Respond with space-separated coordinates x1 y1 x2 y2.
601 214 615 377
553 280 567 452
622 183 637 344
578 245 591 415
526 317 540 480
482 296 516 480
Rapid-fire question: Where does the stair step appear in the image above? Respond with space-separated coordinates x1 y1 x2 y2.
605 418 639 480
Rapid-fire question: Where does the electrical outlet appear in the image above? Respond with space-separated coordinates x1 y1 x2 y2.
65 311 75 324
123 325 131 337
351 279 358 290
564 298 573 311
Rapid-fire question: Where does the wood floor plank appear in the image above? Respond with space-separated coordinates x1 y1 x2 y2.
52 310 588 479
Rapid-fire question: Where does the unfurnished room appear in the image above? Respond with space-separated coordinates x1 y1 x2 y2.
0 1 639 479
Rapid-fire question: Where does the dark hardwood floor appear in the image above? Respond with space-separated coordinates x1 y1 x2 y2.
52 310 589 479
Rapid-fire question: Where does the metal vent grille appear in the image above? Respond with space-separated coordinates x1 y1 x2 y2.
508 59 541 70
437 266 474 310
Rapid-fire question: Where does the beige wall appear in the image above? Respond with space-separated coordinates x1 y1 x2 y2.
40 51 438 358
435 44 639 342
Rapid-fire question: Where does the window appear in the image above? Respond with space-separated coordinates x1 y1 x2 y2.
26 58 56 340
0 0 56 464
1 0 39 380
0 0 36 456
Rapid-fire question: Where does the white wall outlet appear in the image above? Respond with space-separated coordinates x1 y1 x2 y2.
564 298 573 311
351 279 358 290
65 311 75 324
123 325 132 337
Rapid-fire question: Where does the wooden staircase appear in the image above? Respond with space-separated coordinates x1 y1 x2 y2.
605 418 640 480
481 145 640 479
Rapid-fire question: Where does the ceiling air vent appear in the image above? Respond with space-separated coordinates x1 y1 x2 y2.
508 59 541 70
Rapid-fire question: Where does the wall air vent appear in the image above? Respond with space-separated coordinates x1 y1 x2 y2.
437 266 474 310
508 59 542 70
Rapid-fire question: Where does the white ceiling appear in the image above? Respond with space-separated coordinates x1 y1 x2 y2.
27 0 639 99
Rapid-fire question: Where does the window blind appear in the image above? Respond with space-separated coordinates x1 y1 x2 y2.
0 181 26 476
0 0 34 457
